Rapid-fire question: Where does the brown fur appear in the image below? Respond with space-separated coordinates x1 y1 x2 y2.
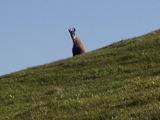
68 27 85 56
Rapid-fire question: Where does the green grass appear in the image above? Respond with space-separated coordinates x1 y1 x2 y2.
0 30 160 119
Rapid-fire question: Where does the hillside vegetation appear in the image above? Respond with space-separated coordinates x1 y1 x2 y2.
0 30 160 119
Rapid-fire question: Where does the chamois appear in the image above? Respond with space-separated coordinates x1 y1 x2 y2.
68 27 85 56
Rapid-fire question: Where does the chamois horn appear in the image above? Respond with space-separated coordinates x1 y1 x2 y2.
73 27 76 31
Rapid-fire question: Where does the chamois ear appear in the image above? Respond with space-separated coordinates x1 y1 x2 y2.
73 27 76 32
68 28 71 32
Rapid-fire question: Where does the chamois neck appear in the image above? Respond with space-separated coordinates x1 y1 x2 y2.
72 35 77 40
71 35 77 43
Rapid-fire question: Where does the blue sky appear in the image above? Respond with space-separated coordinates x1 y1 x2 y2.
0 1 160 76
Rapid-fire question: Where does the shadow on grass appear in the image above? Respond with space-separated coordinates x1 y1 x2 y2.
115 100 146 109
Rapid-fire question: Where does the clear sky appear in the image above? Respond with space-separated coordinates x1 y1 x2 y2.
0 1 159 76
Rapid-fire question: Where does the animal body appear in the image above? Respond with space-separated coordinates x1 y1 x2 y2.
68 27 85 56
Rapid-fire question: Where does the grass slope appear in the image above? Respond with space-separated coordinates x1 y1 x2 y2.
0 30 160 119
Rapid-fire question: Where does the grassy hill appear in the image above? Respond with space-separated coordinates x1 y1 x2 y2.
0 30 160 119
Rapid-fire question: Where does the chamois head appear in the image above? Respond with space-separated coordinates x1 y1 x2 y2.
68 27 77 40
